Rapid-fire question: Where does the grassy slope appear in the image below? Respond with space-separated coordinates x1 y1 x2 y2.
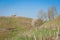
15 16 60 40
0 16 32 40
0 16 60 40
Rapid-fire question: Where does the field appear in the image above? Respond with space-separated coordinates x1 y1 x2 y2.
0 16 60 40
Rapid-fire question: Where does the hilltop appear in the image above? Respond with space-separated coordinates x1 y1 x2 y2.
0 16 32 28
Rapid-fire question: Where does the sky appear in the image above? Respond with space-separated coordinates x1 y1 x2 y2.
0 0 60 18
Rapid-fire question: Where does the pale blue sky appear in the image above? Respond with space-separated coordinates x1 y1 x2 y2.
0 0 60 18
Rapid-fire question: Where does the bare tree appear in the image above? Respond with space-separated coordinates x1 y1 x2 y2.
48 6 57 21
38 9 47 21
38 10 44 20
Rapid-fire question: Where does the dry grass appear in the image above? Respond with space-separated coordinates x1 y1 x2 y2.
0 16 60 40
0 16 32 40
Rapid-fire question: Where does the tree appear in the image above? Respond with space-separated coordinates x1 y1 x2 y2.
48 6 57 21
37 10 44 20
38 9 47 21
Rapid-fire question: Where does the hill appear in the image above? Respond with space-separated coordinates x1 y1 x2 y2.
0 16 60 40
16 16 60 40
0 16 32 40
